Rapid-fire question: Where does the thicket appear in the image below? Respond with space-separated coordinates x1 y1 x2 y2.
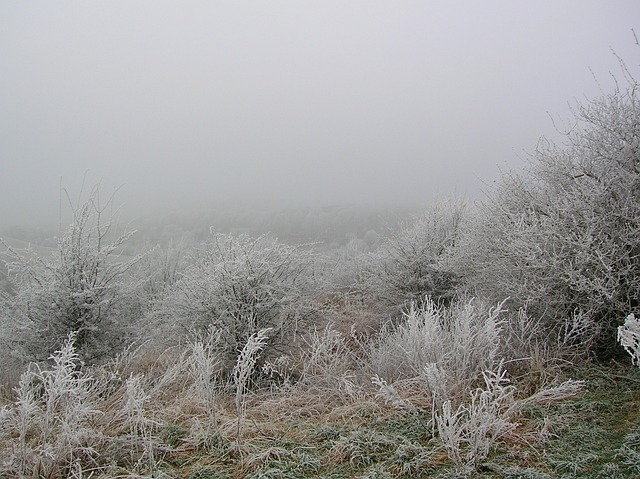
457 61 640 354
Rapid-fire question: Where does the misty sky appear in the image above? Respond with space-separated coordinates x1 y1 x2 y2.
1 1 639 228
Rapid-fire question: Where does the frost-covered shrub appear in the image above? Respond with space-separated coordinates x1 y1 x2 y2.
156 233 320 359
357 200 465 312
435 365 519 468
133 240 186 309
457 65 640 353
369 297 505 397
1 188 145 362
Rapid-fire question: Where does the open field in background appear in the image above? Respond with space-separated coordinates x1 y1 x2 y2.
2 202 419 250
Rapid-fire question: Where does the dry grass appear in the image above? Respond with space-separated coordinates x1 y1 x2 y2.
0 298 636 478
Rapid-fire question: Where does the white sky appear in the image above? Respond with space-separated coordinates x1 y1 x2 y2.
1 1 639 228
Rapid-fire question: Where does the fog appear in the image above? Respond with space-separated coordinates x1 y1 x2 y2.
1 1 639 230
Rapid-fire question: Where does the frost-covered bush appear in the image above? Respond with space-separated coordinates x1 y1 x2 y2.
133 240 186 309
357 200 465 311
370 300 585 470
457 64 640 353
435 365 519 468
156 233 320 359
1 188 145 362
369 297 505 396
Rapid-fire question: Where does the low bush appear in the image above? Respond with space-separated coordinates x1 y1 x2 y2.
436 364 583 470
355 200 465 312
368 297 505 395
153 233 320 360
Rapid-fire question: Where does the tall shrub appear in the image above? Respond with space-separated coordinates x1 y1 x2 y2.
1 188 144 362
458 62 640 353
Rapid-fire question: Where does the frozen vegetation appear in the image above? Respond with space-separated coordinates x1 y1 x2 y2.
1 56 640 478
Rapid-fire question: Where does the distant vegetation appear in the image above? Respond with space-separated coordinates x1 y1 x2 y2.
1 54 639 478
